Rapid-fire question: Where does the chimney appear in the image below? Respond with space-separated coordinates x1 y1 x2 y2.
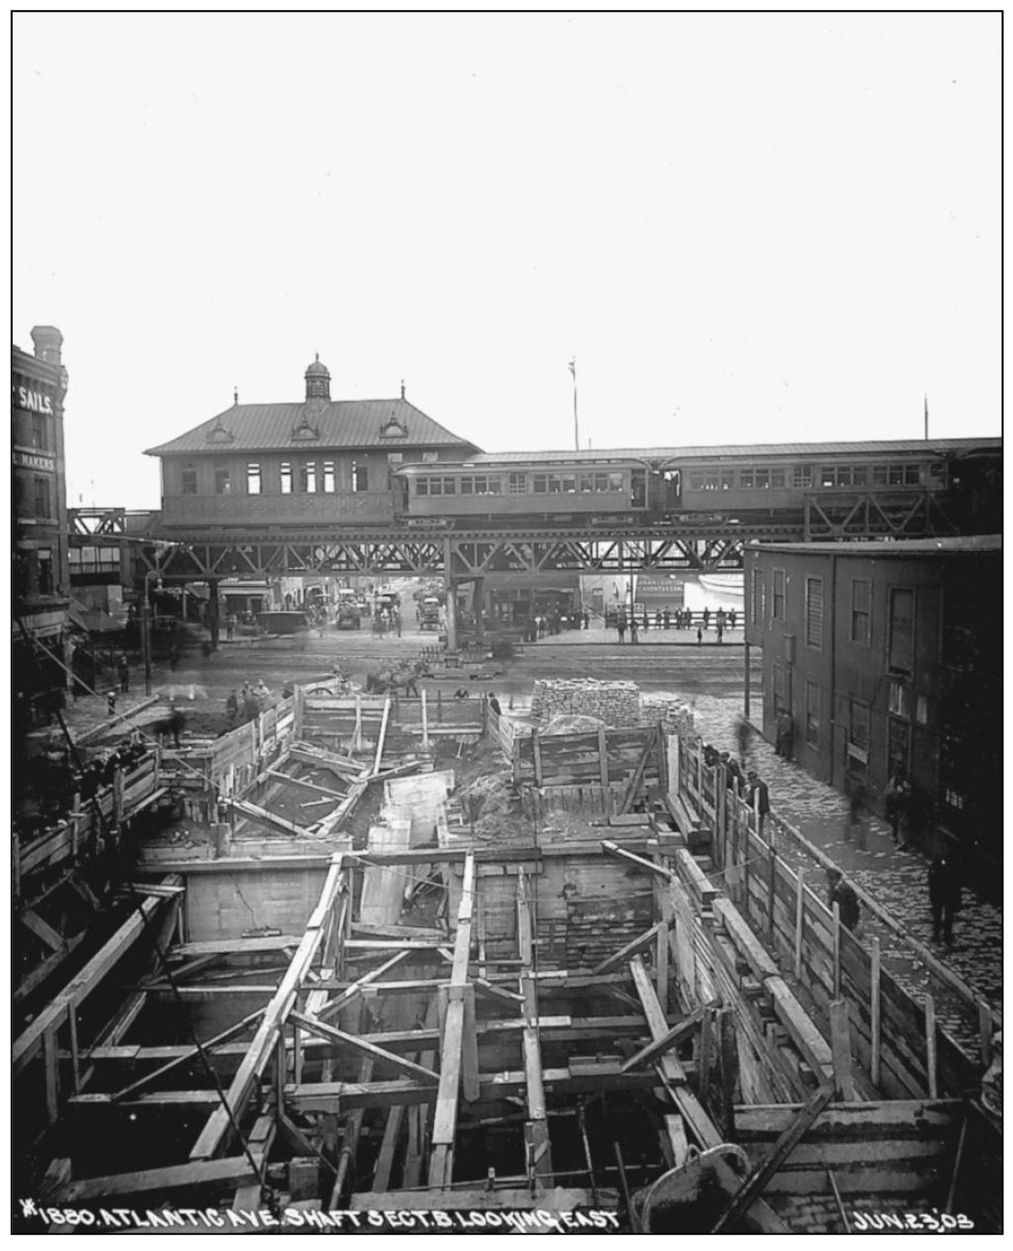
31 325 63 366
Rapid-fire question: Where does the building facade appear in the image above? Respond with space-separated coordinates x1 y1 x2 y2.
145 356 479 529
12 326 71 729
744 537 1001 869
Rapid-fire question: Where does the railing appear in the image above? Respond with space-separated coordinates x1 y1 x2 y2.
675 735 996 1101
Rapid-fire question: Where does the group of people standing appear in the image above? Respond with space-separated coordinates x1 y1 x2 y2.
615 605 738 643
225 679 272 726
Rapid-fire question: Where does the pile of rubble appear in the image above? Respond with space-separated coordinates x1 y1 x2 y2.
531 679 641 728
640 694 696 737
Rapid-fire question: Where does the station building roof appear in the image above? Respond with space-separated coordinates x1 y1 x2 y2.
146 398 480 457
748 535 1001 556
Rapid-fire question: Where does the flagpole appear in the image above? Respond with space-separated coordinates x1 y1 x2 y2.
569 358 579 451
924 394 929 440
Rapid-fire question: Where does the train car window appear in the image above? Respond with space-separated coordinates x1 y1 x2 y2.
740 470 754 489
561 475 576 493
833 467 850 487
280 462 293 494
579 474 594 493
442 477 456 495
872 465 889 485
246 463 262 495
509 472 527 494
929 462 944 478
755 469 770 489
705 472 720 490
770 468 786 488
416 478 429 496
689 472 705 490
533 475 548 494
608 472 624 492
300 462 317 493
488 477 502 494
904 465 920 485
721 471 734 489
322 462 335 492
852 466 867 486
820 467 836 487
887 464 905 485
460 477 474 495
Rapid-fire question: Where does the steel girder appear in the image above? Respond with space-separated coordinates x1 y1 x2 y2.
803 491 959 540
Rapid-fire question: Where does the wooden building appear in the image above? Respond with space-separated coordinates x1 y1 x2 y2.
744 537 1001 872
145 356 479 529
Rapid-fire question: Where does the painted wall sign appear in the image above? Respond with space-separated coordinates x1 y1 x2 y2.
13 450 56 472
12 384 54 415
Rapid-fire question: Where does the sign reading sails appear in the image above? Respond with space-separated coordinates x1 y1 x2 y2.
13 385 54 415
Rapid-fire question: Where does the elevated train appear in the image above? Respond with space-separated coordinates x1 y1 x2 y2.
393 438 1001 531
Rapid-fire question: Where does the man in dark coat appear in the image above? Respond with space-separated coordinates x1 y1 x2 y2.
775 707 794 760
827 868 860 933
928 855 961 945
746 769 770 837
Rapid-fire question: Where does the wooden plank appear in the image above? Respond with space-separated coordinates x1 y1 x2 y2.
349 1187 603 1213
373 1105 405 1192
428 852 475 1188
111 1009 265 1102
532 729 543 787
14 886 174 1073
793 868 805 978
619 733 655 815
711 1082 836 1232
230 797 308 839
517 867 552 1183
591 922 667 975
290 1010 440 1084
600 840 672 882
925 995 938 1099
372 697 391 775
620 1007 706 1073
189 855 345 1160
21 908 66 953
828 999 858 1101
765 977 834 1085
266 769 346 801
54 1158 259 1203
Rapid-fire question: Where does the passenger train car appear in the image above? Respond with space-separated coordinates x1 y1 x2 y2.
393 439 1001 529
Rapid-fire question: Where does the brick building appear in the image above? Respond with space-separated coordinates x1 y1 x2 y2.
744 536 1001 869
12 326 71 729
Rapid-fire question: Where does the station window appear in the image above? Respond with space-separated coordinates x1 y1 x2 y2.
246 463 261 495
280 462 293 494
772 569 785 620
322 462 335 493
850 579 871 645
805 576 824 649
751 567 765 625
755 469 770 489
533 475 548 494
508 473 527 495
214 464 231 495
352 461 369 493
793 465 813 488
33 475 51 518
31 414 48 451
770 469 785 488
460 477 473 495
740 470 754 489
300 462 317 493
887 587 914 673
441 477 456 495
181 463 197 495
805 681 822 747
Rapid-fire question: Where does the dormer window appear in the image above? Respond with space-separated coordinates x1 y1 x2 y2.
380 415 408 439
207 418 234 444
292 420 319 441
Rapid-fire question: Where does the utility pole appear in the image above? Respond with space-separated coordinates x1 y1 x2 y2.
924 394 929 441
569 358 580 451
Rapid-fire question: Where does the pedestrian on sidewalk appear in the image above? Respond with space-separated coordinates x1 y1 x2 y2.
166 699 186 749
928 855 961 945
117 652 130 693
734 713 753 766
885 766 912 849
226 690 239 725
716 622 724 644
617 615 626 644
775 707 794 761
630 617 639 644
826 868 861 934
696 625 703 645
488 691 502 717
746 769 770 838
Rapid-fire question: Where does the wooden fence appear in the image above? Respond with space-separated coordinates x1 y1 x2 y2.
296 691 486 755
675 735 989 1102
511 724 666 797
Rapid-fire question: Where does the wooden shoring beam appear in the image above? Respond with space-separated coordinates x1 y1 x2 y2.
110 1009 266 1102
314 949 413 1024
189 854 345 1161
427 852 475 1189
619 729 657 815
289 743 363 776
49 1157 260 1204
710 1082 835 1233
229 798 309 839
517 868 553 1183
14 884 176 1077
600 840 673 881
372 697 391 775
619 1006 707 1073
592 921 668 976
372 1105 406 1192
266 769 347 801
290 1010 440 1084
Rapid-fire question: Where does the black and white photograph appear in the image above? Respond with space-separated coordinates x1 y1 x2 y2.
11 10 1002 1234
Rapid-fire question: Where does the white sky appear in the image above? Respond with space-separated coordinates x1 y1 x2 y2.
13 12 1001 510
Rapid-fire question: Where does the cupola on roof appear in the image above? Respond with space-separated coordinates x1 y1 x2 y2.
305 354 330 377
